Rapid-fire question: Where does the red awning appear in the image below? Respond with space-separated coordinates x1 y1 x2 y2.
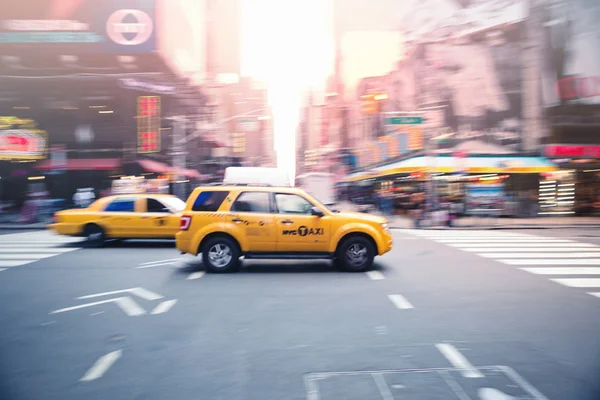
137 159 172 173
35 158 121 171
138 159 208 180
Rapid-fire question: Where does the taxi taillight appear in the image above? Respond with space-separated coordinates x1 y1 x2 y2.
180 216 192 231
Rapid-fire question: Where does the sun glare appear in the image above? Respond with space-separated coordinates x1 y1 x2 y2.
241 0 334 180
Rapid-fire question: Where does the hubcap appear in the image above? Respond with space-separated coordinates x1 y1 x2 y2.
88 232 102 241
208 243 233 268
346 243 367 267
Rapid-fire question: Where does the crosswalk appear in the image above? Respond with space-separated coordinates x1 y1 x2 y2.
401 229 600 300
0 231 83 272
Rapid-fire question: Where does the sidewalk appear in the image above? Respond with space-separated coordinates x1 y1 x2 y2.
0 213 51 230
333 202 600 230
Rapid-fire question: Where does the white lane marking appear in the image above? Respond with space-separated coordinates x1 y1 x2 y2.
186 271 205 280
449 243 596 248
136 261 176 269
0 268 6 272
139 258 181 266
0 254 59 260
500 259 600 265
588 292 600 298
372 373 394 400
151 299 178 314
479 252 600 259
80 350 122 382
51 297 146 316
387 294 413 309
521 267 600 275
366 271 385 280
78 287 163 301
90 311 105 316
0 260 31 267
435 343 484 378
114 297 146 316
549 278 600 288
460 247 598 252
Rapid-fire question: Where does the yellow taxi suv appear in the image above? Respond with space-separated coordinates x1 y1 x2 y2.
176 186 393 273
49 194 186 247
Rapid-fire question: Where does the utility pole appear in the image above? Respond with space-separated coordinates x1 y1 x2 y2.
522 0 545 152
171 116 187 199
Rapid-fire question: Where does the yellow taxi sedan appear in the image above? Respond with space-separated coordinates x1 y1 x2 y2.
49 194 186 247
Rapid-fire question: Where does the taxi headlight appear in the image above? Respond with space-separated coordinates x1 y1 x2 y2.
381 223 389 231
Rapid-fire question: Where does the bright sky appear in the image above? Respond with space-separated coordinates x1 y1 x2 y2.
240 0 334 180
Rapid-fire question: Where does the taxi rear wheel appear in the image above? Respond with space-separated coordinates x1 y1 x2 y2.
202 236 240 273
335 236 375 272
84 224 105 248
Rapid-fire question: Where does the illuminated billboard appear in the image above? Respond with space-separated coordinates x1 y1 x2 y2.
0 0 156 53
0 116 47 160
137 96 160 154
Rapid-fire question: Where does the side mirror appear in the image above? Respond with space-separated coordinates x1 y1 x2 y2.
311 206 324 217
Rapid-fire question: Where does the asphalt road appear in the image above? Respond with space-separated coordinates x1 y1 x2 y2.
0 228 599 400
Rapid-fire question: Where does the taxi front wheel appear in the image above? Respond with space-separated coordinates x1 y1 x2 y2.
202 236 240 273
335 236 375 272
84 224 105 248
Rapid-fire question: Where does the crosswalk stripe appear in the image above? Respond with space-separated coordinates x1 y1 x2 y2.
480 252 600 259
448 243 596 248
521 267 600 275
460 247 598 252
0 261 35 267
0 248 78 253
438 239 575 243
500 259 600 265
588 293 600 298
550 278 600 288
0 254 59 260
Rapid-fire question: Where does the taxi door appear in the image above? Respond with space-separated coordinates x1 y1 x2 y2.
273 193 330 252
101 197 144 238
226 191 276 252
140 197 179 238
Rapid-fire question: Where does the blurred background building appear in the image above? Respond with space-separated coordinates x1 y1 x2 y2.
0 0 274 209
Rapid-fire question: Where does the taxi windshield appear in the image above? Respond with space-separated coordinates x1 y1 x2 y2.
161 197 186 212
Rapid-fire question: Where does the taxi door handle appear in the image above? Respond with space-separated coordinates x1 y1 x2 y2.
281 219 293 224
232 218 243 223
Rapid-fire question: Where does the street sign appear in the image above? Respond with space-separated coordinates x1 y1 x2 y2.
119 78 176 94
386 116 423 125
50 287 177 316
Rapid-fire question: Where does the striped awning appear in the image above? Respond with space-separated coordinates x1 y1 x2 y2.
342 156 558 182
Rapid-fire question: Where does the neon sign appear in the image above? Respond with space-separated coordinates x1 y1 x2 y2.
0 117 47 159
137 96 160 153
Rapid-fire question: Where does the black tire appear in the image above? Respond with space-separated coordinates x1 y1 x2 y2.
202 236 240 273
84 224 105 248
335 235 375 272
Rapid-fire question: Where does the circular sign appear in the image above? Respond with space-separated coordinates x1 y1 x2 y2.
106 9 153 46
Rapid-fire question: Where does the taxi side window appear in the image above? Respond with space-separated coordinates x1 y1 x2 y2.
275 193 313 214
147 198 167 213
192 191 229 212
105 198 135 212
231 192 270 213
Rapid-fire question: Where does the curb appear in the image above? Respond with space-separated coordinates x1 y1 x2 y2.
0 225 48 230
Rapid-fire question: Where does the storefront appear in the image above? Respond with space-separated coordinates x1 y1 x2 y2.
342 155 558 216
544 144 600 215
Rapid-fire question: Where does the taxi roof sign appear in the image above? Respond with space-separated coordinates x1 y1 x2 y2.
223 167 292 187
